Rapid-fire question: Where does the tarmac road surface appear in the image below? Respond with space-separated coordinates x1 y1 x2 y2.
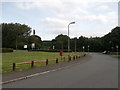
3 53 118 88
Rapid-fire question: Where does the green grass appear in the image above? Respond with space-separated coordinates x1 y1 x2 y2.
112 55 120 56
2 50 84 73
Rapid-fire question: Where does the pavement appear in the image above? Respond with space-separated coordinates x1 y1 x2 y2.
2 53 119 88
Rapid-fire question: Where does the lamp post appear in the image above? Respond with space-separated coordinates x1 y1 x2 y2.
75 37 77 53
68 22 75 62
68 22 75 53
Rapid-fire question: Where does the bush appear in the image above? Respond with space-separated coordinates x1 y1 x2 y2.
28 49 72 52
2 48 13 53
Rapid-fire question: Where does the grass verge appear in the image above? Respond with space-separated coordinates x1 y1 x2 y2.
2 50 85 73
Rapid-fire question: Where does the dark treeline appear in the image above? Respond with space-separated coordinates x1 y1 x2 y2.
2 23 42 50
2 23 120 52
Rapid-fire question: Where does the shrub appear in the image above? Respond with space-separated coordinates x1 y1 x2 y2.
28 49 72 52
2 48 13 53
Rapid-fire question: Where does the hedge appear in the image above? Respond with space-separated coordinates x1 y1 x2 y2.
2 48 13 53
28 49 72 52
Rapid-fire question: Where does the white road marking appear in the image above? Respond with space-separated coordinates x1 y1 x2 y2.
1 62 80 85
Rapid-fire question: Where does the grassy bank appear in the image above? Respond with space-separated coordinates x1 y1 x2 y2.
2 50 84 73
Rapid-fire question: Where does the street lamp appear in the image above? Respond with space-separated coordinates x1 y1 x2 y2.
75 37 77 53
68 22 75 62
68 22 75 53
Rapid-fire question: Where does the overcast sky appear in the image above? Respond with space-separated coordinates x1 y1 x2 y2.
1 0 119 40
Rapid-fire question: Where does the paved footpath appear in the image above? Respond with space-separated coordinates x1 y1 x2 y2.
2 53 118 88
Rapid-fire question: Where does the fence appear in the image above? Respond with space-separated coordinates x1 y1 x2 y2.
12 54 86 71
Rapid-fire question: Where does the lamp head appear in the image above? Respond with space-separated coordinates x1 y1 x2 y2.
70 22 75 24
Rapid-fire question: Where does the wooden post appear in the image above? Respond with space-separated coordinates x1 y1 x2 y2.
31 61 34 68
73 56 75 60
69 56 71 61
64 57 65 62
13 63 16 71
46 59 48 65
76 55 78 60
56 58 58 64
68 55 70 62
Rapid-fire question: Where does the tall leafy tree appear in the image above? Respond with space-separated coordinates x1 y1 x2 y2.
2 23 31 49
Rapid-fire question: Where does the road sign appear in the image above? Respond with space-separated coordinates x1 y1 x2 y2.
31 43 35 49
116 45 119 49
24 45 27 49
53 45 55 49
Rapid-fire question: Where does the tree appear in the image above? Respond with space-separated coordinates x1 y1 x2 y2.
52 34 69 50
28 35 42 49
2 23 31 49
102 26 120 52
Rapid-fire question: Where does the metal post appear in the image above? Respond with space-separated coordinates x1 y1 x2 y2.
88 45 89 53
68 24 70 53
75 38 76 53
83 46 85 53
68 22 75 61
116 45 119 58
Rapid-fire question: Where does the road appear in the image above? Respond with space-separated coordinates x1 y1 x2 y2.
3 53 118 88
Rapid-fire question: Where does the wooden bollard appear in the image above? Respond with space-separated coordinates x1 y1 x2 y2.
31 61 34 68
13 63 16 71
76 56 78 60
64 57 65 62
61 56 62 61
46 59 48 65
73 56 75 60
56 58 58 64
69 56 71 61
68 55 70 62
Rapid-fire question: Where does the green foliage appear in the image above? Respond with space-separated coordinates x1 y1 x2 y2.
52 34 68 50
2 23 31 49
28 35 42 49
2 23 42 50
103 26 120 52
2 23 119 52
2 48 13 53
28 49 69 52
